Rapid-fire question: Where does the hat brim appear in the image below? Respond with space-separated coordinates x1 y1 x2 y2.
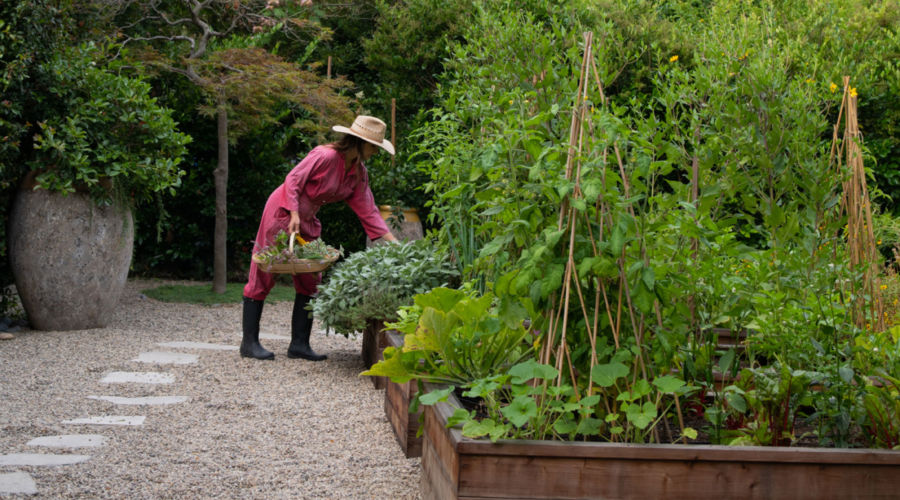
332 125 395 155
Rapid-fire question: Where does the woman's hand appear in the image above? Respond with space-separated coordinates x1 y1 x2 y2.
288 210 301 235
381 232 398 243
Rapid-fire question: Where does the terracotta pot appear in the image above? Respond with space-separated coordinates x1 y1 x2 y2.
8 188 133 330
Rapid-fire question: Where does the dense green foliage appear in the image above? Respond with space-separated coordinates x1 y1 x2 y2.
0 1 188 316
0 0 81 316
370 0 900 448
28 43 190 204
364 287 533 386
311 239 457 337
3 1 899 452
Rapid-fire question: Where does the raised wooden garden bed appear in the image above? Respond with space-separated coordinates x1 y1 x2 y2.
383 331 423 458
361 319 388 389
421 387 900 500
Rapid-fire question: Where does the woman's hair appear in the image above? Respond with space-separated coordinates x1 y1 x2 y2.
329 134 366 159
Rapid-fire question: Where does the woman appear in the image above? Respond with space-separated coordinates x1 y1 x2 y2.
241 115 397 361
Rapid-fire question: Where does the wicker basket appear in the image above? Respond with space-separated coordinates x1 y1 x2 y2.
252 233 340 274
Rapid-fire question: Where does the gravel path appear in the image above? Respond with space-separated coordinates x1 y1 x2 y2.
0 279 421 499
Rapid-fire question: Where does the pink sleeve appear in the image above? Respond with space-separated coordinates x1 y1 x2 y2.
346 166 390 240
279 147 329 212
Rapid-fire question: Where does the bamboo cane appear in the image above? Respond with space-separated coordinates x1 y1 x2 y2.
839 76 883 331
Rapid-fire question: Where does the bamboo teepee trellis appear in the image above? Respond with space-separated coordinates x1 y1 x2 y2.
538 32 676 442
830 76 884 332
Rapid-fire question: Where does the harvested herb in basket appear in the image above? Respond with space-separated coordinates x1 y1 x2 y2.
253 231 343 268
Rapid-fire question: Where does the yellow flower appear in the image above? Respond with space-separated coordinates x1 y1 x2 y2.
877 239 882 245
880 284 888 290
850 87 858 97
295 234 308 246
805 78 813 84
670 55 679 63
829 82 838 93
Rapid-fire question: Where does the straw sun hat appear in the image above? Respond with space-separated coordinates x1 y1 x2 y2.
332 115 395 155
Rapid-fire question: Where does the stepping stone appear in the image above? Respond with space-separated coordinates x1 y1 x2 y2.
132 351 198 365
157 341 238 351
87 395 189 405
27 435 107 449
0 471 37 495
0 453 90 466
61 416 145 426
100 372 174 384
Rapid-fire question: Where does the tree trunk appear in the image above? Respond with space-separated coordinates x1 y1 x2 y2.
213 97 229 294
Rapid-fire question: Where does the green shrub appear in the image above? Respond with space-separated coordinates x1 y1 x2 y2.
28 43 189 205
311 239 457 337
402 0 899 446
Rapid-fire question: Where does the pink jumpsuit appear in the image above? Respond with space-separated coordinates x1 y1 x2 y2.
243 145 390 300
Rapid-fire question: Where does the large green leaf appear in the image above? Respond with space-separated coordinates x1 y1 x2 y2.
419 386 454 406
360 347 416 383
462 419 510 443
500 395 538 428
508 359 559 384
652 375 685 394
625 401 658 430
591 362 629 387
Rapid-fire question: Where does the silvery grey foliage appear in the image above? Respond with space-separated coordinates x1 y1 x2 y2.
311 239 458 337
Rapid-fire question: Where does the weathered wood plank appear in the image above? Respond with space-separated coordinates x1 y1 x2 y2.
422 429 457 500
456 438 900 465
386 397 409 449
382 331 423 457
420 387 900 500
361 320 388 388
456 454 899 499
425 405 460 487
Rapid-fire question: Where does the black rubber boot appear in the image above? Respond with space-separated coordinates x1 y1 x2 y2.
240 296 274 360
287 294 327 361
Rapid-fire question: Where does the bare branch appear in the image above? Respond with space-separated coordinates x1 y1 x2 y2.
151 4 193 28
123 34 197 52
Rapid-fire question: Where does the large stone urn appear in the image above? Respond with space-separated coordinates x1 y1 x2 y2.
8 188 134 330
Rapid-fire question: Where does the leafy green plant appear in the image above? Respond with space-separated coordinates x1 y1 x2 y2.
401 0 900 449
367 152 430 210
311 240 457 337
720 363 819 446
427 361 587 443
28 42 190 205
362 287 533 386
862 373 900 449
252 231 342 264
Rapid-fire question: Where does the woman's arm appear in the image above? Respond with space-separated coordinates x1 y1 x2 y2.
288 210 301 235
